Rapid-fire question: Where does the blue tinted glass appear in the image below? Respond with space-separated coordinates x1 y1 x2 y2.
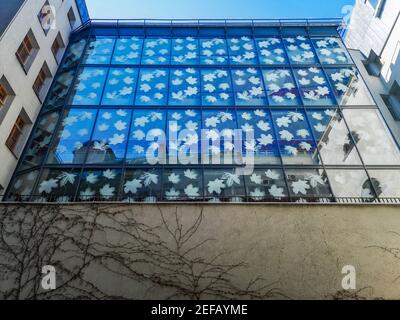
6 170 39 201
283 36 318 64
135 68 169 105
200 38 228 65
47 109 97 164
35 169 81 202
87 109 132 164
126 109 166 164
44 70 75 110
122 169 162 202
69 67 107 105
60 39 86 69
311 37 351 65
204 168 245 201
83 37 115 64
163 168 203 201
293 67 335 106
111 37 143 64
245 168 288 201
142 38 170 65
271 109 320 165
228 37 258 65
232 68 267 106
20 112 60 170
201 69 233 106
171 37 199 65
237 109 280 164
169 68 200 106
306 108 363 165
202 109 238 164
286 169 332 199
167 109 201 165
78 169 122 201
263 68 302 106
256 37 288 65
101 68 138 105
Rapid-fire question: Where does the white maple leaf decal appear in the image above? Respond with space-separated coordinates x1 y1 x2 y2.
208 178 226 194
39 179 58 194
184 169 198 180
184 184 200 199
100 184 115 199
141 172 159 186
124 179 142 194
291 180 310 195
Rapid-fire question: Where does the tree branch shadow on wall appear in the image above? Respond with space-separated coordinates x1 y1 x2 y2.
0 204 288 300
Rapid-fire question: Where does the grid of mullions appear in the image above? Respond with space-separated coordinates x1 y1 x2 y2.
4 25 400 203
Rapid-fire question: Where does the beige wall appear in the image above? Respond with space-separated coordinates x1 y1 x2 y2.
1 203 400 300
0 0 82 192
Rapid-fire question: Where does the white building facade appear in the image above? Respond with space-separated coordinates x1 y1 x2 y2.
0 0 87 194
345 0 400 143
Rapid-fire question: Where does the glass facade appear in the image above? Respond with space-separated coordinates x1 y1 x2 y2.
5 23 400 203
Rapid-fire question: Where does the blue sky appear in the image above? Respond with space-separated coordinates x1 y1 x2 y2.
85 0 355 20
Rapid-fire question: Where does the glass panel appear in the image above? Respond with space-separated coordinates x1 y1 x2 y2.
135 68 168 105
141 38 170 65
69 67 107 105
256 37 288 65
78 169 122 201
111 37 143 64
228 36 258 65
286 169 332 199
169 68 200 106
101 67 138 105
171 37 199 65
367 170 400 198
307 108 363 165
163 168 203 200
325 67 375 106
82 37 115 64
19 112 60 170
201 68 234 106
232 68 267 106
237 109 280 164
293 67 335 106
5 170 39 201
35 168 81 202
263 68 301 106
126 109 166 164
245 168 289 201
167 109 200 165
272 109 320 165
122 168 162 202
87 109 132 164
202 109 238 165
44 70 75 110
311 37 351 65
200 38 228 65
47 109 97 164
343 109 400 165
60 38 86 69
284 36 318 64
326 169 374 198
204 168 245 202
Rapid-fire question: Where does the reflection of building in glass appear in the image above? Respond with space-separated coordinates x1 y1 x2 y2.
4 18 400 203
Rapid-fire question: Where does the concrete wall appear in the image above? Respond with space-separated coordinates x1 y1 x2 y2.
1 202 400 300
0 0 82 193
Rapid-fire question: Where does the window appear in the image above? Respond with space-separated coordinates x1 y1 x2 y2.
0 84 7 106
6 116 26 153
0 76 16 124
67 8 77 29
16 30 39 72
382 81 400 121
51 33 65 63
38 1 54 35
363 50 383 76
33 63 52 101
17 35 33 65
